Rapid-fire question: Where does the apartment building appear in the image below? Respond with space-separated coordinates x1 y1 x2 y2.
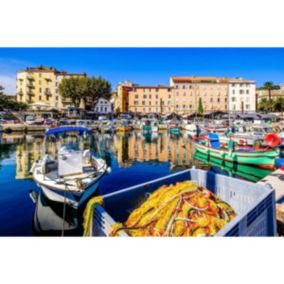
128 85 173 114
16 66 86 110
114 76 256 115
228 78 256 112
170 77 229 113
114 80 138 113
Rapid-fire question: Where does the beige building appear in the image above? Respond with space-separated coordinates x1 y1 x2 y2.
115 76 256 115
128 85 173 114
170 77 229 113
16 66 86 110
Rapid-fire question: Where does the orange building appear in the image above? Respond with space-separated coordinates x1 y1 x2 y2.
128 85 173 114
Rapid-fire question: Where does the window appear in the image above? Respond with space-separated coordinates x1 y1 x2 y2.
56 89 58 94
210 98 213 102
183 105 186 109
189 104 192 109
142 101 145 105
149 107 151 111
134 101 138 105
149 94 152 99
246 104 250 109
149 101 151 105
105 107 107 112
217 98 220 102
143 94 147 99
232 83 235 87
182 85 186 89
39 95 42 100
56 96 58 101
240 90 244 94
175 85 179 89
189 85 192 89
156 94 158 99
39 88 42 93
246 90 249 94
39 80 42 85
176 105 179 109
168 94 171 99
231 97 236 102
155 88 158 92
135 94 138 99
232 90 235 94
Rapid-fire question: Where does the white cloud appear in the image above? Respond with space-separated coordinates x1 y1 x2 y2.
0 74 16 95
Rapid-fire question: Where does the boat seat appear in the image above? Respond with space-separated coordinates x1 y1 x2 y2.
209 132 220 148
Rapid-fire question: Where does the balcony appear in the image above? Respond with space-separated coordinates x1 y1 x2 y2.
27 75 35 81
27 90 35 97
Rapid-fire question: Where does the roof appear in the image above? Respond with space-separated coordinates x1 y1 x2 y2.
45 126 92 136
132 85 172 89
18 66 86 76
171 76 255 84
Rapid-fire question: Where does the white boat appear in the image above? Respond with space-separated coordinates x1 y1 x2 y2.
30 126 109 208
184 123 206 137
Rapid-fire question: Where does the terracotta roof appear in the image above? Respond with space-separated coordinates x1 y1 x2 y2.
132 85 172 89
171 76 255 84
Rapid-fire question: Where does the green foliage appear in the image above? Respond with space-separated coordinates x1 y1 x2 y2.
59 76 112 109
197 97 203 114
257 97 284 112
0 85 28 111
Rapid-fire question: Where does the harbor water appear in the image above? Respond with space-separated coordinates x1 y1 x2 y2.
0 131 273 236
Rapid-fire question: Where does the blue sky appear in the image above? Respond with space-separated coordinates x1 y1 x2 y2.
1 48 284 94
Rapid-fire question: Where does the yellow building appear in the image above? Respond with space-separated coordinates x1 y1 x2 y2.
114 81 138 113
16 66 86 110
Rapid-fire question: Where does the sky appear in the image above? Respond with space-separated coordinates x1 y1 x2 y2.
0 48 284 95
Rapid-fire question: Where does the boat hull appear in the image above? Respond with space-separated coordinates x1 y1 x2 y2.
193 141 277 169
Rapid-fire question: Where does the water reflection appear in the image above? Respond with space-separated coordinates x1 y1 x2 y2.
0 131 272 236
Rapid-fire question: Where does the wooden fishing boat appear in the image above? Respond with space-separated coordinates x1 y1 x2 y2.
193 132 279 170
168 121 180 135
194 151 272 182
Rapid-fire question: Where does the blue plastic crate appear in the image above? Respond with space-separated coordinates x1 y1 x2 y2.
90 169 276 237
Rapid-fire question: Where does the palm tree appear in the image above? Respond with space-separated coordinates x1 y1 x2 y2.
262 81 279 112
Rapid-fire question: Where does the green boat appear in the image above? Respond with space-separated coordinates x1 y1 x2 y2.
169 127 180 135
193 132 278 170
194 151 272 182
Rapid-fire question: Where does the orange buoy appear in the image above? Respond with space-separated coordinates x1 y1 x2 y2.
265 133 281 148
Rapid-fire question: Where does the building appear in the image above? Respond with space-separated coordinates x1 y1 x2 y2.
170 77 229 114
128 85 173 115
228 78 256 112
94 98 113 114
114 76 256 115
114 81 138 113
16 66 86 110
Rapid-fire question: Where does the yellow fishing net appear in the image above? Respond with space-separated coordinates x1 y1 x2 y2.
109 181 236 237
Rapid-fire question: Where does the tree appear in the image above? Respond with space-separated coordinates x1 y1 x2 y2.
257 98 268 112
59 77 86 108
273 97 284 112
86 76 112 109
0 85 28 111
262 81 279 111
59 76 112 110
197 97 203 114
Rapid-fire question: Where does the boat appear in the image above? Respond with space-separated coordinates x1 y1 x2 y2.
219 124 273 146
193 132 279 170
193 151 272 182
30 126 109 208
168 121 180 135
184 123 206 137
116 119 131 133
141 119 158 134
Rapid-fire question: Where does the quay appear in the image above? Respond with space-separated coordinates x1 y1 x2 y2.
259 167 284 235
2 123 47 133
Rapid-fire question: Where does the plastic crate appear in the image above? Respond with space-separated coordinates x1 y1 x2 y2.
90 169 276 237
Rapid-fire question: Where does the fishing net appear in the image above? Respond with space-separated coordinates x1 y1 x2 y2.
109 181 236 237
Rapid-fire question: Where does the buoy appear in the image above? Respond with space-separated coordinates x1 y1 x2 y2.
265 133 281 148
